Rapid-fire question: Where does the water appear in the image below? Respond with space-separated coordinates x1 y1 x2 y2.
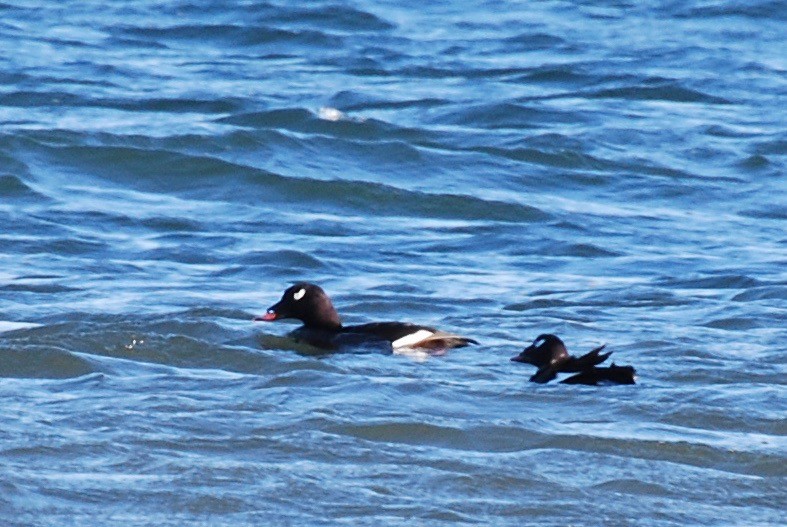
1 0 785 525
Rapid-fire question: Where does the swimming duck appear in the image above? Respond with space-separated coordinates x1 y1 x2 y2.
512 333 635 385
255 282 477 352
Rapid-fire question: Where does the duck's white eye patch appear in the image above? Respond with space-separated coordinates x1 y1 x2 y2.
293 288 306 300
533 336 546 347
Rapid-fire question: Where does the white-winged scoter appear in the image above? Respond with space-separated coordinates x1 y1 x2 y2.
254 282 477 352
511 333 635 385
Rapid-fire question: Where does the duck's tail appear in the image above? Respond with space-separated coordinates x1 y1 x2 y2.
560 344 611 372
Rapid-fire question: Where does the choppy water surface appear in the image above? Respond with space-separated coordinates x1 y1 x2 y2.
1 1 785 525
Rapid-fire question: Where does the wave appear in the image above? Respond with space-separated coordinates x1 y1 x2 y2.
326 90 448 112
0 89 245 114
154 3 394 32
502 32 567 51
236 249 326 269
0 313 279 378
655 274 763 290
701 317 762 331
216 107 429 144
583 84 732 105
0 173 44 201
12 134 550 223
0 346 97 379
116 23 343 48
267 4 395 31
433 102 585 129
674 0 786 20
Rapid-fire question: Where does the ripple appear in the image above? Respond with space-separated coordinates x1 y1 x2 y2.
468 144 608 171
218 106 417 143
701 317 761 330
731 286 787 302
237 249 326 269
0 90 87 108
591 478 672 497
739 205 787 220
5 135 554 223
331 421 544 452
326 90 448 112
434 102 584 129
0 321 40 333
217 107 313 128
116 24 343 48
255 173 552 222
545 242 622 257
753 138 787 157
656 274 762 290
0 173 41 200
0 346 97 379
584 84 732 104
112 96 245 114
515 72 584 90
0 283 81 294
139 216 204 232
737 154 771 170
676 1 785 19
270 5 395 31
37 238 107 255
502 32 566 51
504 298 573 311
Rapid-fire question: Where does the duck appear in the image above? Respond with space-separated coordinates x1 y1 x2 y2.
512 333 635 385
254 282 477 353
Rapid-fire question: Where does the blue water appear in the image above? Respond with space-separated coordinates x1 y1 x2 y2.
1 1 785 525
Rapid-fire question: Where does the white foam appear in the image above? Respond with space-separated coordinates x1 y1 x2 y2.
318 107 344 122
391 329 434 349
0 321 40 334
392 347 430 362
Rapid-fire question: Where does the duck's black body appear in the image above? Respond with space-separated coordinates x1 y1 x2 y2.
512 334 635 385
560 364 636 385
255 283 476 352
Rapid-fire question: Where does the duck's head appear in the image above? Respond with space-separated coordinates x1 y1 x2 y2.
254 282 342 330
511 333 569 367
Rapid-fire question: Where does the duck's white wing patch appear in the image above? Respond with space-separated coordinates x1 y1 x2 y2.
391 329 434 349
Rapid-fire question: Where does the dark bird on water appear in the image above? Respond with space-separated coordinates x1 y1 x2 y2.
512 333 635 385
255 282 477 353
